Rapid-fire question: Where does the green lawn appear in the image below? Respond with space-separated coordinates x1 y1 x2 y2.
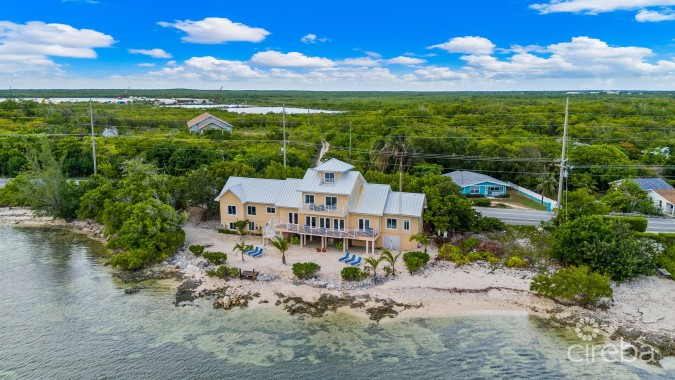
493 190 549 211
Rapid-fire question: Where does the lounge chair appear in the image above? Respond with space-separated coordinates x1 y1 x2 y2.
246 247 259 256
338 252 350 262
251 248 264 258
350 257 362 266
344 254 357 264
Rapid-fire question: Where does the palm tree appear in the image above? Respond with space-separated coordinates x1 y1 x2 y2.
233 219 249 242
234 242 252 262
410 233 430 253
270 236 290 265
380 249 401 277
535 172 557 203
370 135 415 191
363 256 383 281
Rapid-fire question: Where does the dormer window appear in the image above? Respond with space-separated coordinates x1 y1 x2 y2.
324 172 335 184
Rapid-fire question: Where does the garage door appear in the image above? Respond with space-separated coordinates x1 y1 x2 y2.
383 235 400 250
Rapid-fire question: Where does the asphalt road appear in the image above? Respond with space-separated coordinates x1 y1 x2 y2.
473 207 675 233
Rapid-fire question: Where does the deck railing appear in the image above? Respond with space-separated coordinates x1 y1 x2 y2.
273 220 379 239
299 204 348 215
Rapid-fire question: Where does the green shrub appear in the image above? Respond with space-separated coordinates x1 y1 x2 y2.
218 228 237 235
530 266 613 309
465 252 484 262
206 265 239 279
460 237 480 252
228 267 240 278
292 262 321 280
335 241 343 249
341 267 368 281
605 216 648 232
189 245 205 257
402 251 430 274
202 251 227 265
290 236 300 244
472 198 491 207
477 217 507 232
437 244 462 261
476 241 504 256
637 232 675 249
656 247 675 280
505 256 528 268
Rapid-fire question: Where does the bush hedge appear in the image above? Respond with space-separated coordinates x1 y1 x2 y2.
656 247 675 280
402 251 430 274
292 262 321 280
505 256 528 268
605 216 648 232
202 251 227 265
437 244 462 262
530 266 613 309
189 245 205 257
460 237 480 252
341 267 368 281
472 198 491 207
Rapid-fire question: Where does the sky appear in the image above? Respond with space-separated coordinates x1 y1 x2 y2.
1 0 675 91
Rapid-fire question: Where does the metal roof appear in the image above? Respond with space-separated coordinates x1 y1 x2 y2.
214 177 285 204
350 184 390 215
630 178 674 191
187 112 233 130
296 169 363 195
313 158 355 173
383 191 427 217
275 179 303 208
444 170 509 188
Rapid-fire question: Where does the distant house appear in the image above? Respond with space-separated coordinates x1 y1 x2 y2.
612 178 674 215
444 170 559 210
444 171 508 196
187 112 233 134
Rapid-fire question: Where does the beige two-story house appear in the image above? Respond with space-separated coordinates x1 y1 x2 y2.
214 159 426 253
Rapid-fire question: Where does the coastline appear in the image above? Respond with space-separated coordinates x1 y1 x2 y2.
3 206 674 358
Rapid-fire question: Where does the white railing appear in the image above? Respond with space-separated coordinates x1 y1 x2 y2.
273 220 379 239
300 204 349 215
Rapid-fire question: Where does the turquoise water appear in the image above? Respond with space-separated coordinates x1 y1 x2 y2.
0 227 672 379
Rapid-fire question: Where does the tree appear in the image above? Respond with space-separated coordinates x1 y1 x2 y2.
530 266 613 309
554 188 609 225
363 256 383 281
551 215 658 281
601 181 655 214
234 242 252 262
402 251 430 275
568 144 636 191
270 236 290 265
535 172 557 203
409 233 431 253
371 135 415 191
233 219 250 242
380 249 401 277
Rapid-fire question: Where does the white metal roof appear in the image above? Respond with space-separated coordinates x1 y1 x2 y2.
383 191 427 217
350 184 391 215
313 158 354 173
214 177 285 204
275 179 303 208
444 170 509 188
296 169 363 195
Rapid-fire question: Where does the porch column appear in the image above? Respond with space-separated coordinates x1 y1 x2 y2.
343 239 346 254
300 234 304 247
365 240 369 255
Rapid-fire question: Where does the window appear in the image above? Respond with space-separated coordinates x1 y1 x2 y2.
324 172 335 183
333 218 345 230
403 219 410 231
288 212 298 224
386 218 397 229
227 205 237 215
470 186 480 194
229 222 235 230
248 221 255 231
358 218 371 230
304 194 315 204
266 206 276 214
325 196 337 209
247 205 257 215
319 217 330 228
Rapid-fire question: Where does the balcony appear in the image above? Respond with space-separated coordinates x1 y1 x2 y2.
273 220 379 240
299 203 348 216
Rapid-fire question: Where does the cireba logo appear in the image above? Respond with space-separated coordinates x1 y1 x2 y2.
567 317 660 364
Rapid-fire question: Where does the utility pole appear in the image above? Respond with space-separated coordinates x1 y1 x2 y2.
349 122 352 160
282 104 287 167
9 86 13 99
89 99 97 175
557 97 569 209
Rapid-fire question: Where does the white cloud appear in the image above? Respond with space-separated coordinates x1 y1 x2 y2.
414 67 469 80
531 0 675 14
300 33 329 44
128 48 172 59
635 8 675 20
251 51 336 68
0 20 114 74
184 56 265 79
137 63 155 67
429 36 495 55
386 56 426 65
158 17 269 44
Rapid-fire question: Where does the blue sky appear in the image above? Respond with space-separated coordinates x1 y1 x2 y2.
2 0 675 90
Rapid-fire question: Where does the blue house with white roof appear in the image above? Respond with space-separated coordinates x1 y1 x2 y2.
444 171 508 196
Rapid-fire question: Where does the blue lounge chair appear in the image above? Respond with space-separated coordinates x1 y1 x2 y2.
251 248 264 258
351 257 362 266
338 252 351 262
246 247 259 256
344 254 357 264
